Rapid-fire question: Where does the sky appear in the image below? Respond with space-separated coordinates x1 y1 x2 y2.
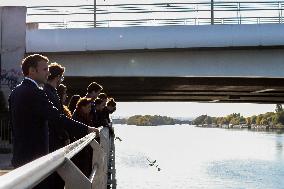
112 102 276 119
1 0 279 118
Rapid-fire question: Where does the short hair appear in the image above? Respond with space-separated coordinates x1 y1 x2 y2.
76 97 92 109
107 98 116 107
21 54 49 76
98 93 107 100
87 82 103 94
48 62 65 80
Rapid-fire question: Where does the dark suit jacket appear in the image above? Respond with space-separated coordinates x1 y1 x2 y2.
44 84 69 152
9 79 88 167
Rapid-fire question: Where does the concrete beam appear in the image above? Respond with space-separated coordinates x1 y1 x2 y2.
1 6 26 71
63 76 284 103
48 48 284 78
0 6 26 102
26 24 284 53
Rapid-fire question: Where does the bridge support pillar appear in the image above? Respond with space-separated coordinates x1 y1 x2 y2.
0 6 26 102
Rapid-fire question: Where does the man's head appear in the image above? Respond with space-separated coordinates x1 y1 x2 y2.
86 82 103 100
48 62 65 87
21 54 50 84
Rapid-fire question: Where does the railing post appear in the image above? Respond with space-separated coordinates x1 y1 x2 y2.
279 2 283 23
94 0 96 27
57 158 92 189
90 139 106 189
211 0 214 25
238 2 241 24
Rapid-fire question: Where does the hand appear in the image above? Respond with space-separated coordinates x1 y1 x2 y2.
88 127 100 137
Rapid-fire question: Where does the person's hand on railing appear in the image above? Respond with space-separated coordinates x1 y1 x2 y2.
88 126 100 138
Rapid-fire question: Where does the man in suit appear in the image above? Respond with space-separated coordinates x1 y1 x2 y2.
9 54 98 189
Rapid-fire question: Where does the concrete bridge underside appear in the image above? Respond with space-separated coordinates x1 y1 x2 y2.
46 48 284 103
63 76 284 103
26 24 284 103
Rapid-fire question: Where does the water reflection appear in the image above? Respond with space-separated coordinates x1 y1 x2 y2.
115 125 284 189
275 134 284 159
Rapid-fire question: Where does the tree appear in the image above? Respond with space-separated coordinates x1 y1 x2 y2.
246 117 252 125
193 115 207 125
204 116 212 124
256 115 264 125
126 115 176 126
275 104 283 113
251 115 257 124
274 111 284 125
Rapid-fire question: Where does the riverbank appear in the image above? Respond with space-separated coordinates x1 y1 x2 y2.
195 124 284 131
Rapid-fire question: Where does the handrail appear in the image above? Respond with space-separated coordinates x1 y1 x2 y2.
0 132 99 189
25 1 284 28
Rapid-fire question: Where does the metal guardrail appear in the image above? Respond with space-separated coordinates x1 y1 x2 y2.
0 127 116 189
26 1 284 28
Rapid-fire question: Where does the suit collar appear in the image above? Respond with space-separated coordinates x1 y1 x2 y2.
23 78 41 89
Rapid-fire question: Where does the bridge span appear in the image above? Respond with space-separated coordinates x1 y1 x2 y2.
26 24 284 103
1 6 284 103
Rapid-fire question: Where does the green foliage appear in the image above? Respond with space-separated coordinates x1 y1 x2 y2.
193 115 217 125
126 115 178 126
275 104 283 113
274 111 284 125
193 115 208 125
192 104 284 128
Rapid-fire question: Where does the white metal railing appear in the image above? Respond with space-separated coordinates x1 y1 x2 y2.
0 127 114 189
26 1 284 28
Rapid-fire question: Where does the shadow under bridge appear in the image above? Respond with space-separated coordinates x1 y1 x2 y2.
64 76 284 103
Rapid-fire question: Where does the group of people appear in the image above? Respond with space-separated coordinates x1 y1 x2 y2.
8 54 117 189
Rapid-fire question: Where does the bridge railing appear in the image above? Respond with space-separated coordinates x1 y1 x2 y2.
0 127 114 189
26 1 284 28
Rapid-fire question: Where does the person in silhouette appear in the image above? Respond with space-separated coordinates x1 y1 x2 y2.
72 97 94 176
9 54 99 189
68 94 81 114
57 84 72 118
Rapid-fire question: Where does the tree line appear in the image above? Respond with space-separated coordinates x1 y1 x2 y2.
113 115 191 126
193 104 284 128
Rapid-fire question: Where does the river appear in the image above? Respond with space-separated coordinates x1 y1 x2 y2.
114 124 284 189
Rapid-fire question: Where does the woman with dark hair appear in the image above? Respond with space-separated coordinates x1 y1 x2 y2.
106 98 117 114
93 98 106 128
72 97 94 177
98 92 108 107
72 98 93 127
57 84 72 118
68 94 81 114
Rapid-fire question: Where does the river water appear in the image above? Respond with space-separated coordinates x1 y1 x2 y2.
114 124 284 189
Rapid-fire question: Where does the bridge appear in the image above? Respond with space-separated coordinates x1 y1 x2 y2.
1 2 284 188
27 24 284 103
2 4 284 103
